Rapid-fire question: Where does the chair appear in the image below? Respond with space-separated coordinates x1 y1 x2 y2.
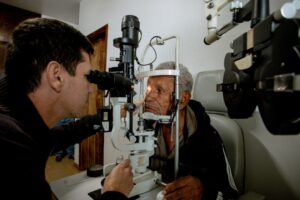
193 69 245 194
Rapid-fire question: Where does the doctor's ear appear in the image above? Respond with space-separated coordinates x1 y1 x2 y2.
46 61 64 92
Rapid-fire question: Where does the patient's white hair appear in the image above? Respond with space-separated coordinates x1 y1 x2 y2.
155 61 193 93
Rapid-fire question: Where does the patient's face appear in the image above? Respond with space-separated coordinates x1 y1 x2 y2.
144 76 174 115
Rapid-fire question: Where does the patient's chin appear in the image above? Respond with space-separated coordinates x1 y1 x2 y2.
144 107 160 115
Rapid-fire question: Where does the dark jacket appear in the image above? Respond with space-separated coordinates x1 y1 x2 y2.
149 100 238 200
0 76 127 200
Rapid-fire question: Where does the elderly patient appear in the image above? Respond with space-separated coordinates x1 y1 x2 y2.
144 61 238 200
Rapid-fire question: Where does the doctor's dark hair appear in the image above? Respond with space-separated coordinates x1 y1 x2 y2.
5 18 94 94
155 61 193 94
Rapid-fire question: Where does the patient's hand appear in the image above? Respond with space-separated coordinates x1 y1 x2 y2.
164 175 203 200
102 159 133 197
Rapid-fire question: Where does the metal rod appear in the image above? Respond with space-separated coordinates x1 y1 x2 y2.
138 35 180 179
174 36 180 179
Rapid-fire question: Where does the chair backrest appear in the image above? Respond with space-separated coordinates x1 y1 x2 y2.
193 69 245 194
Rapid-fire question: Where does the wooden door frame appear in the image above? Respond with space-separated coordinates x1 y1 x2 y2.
77 24 108 170
88 24 108 47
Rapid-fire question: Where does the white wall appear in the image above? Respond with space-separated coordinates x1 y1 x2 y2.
42 14 79 29
78 0 291 164
0 0 80 24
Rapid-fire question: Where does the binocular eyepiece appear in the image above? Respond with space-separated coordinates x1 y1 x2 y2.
86 70 133 94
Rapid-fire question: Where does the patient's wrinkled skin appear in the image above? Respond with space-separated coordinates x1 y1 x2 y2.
144 76 175 115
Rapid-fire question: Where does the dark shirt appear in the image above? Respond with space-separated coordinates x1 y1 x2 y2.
149 100 238 200
0 76 126 200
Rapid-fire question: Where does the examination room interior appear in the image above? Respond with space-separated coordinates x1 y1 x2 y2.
0 0 299 199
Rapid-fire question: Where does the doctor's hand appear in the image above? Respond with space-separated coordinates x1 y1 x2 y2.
121 99 144 118
102 159 133 197
164 175 203 200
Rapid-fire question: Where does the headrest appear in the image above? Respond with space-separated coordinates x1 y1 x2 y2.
193 69 227 113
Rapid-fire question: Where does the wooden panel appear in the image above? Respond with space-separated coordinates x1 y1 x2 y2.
78 25 108 170
0 3 40 42
0 2 40 72
0 41 8 73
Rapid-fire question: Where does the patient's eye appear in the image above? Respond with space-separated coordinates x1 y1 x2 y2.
157 87 162 93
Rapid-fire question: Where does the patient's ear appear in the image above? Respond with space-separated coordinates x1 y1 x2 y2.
46 61 64 92
179 91 191 109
